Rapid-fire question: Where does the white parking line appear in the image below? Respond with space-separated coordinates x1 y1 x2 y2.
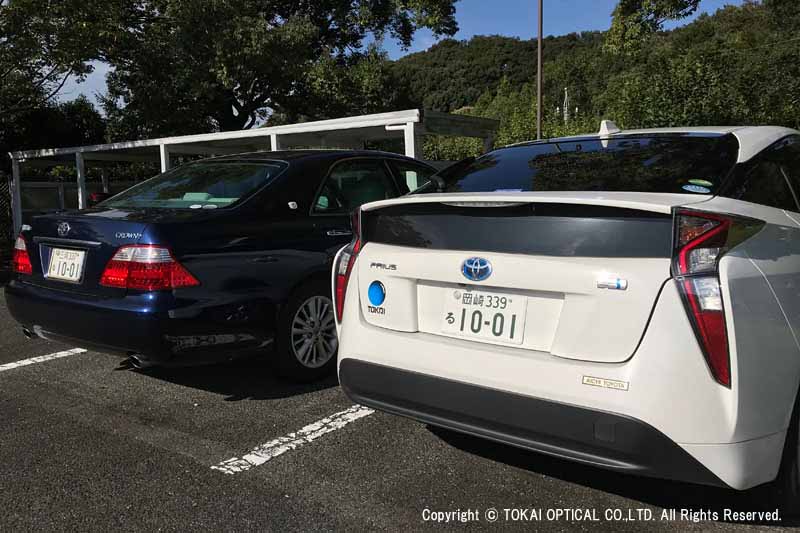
211 404 374 474
0 348 87 373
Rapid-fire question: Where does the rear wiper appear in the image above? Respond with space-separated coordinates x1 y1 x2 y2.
424 156 476 193
430 175 446 192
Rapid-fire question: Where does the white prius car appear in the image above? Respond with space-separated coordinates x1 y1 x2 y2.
334 124 800 509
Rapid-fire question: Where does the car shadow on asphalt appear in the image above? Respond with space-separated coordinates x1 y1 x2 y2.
428 427 798 528
116 354 339 402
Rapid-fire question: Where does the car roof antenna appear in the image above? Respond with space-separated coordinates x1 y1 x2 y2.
599 120 621 148
599 120 621 136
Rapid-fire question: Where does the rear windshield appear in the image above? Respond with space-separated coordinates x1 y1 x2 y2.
420 134 739 195
102 161 287 209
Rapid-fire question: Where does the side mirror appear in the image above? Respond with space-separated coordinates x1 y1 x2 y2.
88 192 111 207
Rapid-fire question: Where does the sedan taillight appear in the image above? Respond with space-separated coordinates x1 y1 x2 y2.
12 236 33 275
100 245 199 291
672 209 764 387
333 211 363 323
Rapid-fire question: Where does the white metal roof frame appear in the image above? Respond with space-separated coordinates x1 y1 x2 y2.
8 108 498 236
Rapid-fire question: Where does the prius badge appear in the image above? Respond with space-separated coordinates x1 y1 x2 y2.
57 222 70 237
462 257 492 282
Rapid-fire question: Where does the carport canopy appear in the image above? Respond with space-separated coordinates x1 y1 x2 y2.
8 108 498 236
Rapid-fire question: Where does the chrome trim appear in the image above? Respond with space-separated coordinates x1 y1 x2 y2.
34 236 102 248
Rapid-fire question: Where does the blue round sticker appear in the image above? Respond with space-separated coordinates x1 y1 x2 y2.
368 281 386 306
682 184 711 194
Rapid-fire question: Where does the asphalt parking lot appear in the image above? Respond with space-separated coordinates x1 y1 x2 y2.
0 289 794 532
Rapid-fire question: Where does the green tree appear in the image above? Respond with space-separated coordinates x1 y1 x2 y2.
604 0 701 54
600 1 800 129
0 96 106 174
0 0 119 172
101 0 458 139
0 0 115 119
277 45 407 124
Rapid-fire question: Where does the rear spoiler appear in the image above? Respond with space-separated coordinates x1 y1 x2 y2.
361 191 713 215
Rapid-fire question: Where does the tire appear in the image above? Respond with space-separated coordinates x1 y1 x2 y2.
273 279 338 382
773 392 800 515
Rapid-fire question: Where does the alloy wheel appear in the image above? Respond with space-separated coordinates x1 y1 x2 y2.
290 295 338 368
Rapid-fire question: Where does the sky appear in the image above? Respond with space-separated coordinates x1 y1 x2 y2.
59 0 745 107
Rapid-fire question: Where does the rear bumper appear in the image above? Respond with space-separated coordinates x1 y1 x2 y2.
4 280 270 366
340 358 727 487
337 264 792 490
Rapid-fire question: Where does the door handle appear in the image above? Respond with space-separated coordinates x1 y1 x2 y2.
326 229 352 237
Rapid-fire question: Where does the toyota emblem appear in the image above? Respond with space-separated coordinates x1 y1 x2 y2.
57 222 71 237
461 257 492 282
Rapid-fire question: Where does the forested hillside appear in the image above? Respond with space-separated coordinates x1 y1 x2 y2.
390 0 800 158
391 32 605 112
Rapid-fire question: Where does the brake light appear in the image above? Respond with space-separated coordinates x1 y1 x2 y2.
334 211 363 323
12 236 32 275
100 245 199 290
672 209 764 387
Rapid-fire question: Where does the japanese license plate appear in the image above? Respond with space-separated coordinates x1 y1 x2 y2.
441 288 527 345
47 248 86 283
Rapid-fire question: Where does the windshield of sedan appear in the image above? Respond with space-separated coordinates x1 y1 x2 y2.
416 134 739 195
102 161 287 209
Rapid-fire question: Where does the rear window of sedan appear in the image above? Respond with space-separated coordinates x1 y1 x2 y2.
420 134 739 195
103 161 287 209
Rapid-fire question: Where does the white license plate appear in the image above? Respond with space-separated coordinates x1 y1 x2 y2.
47 248 86 283
441 288 527 345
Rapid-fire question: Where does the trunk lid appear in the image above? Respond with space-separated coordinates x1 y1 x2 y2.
355 193 706 363
23 207 155 296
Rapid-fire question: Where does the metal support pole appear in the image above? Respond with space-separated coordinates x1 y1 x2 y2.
75 152 87 209
384 122 418 158
404 122 416 159
10 156 22 237
483 135 495 154
536 0 543 140
159 144 171 173
100 169 109 194
415 134 425 159
270 134 281 151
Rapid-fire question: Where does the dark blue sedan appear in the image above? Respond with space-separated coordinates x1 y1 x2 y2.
5 150 436 381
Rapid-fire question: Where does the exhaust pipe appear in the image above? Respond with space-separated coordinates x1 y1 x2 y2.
22 327 34 340
128 354 154 370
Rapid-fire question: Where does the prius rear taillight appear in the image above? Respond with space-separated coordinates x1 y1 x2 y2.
672 209 764 387
12 236 33 275
100 245 199 291
334 211 363 323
